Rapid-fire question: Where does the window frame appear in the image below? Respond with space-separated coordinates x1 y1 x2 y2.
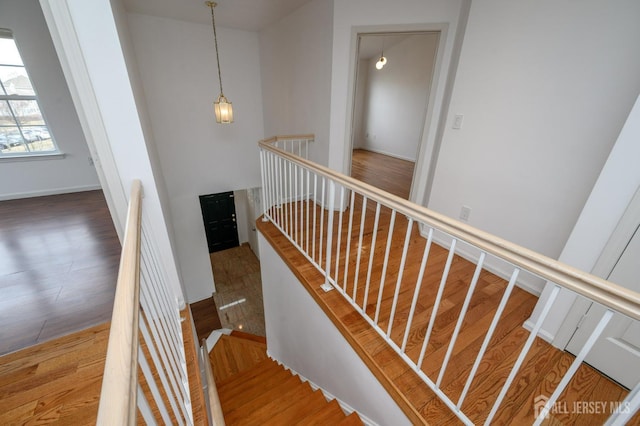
0 29 60 158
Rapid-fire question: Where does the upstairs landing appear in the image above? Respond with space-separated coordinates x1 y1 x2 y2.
257 215 635 425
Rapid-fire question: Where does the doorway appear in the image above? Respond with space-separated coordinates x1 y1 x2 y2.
199 191 240 253
349 31 440 200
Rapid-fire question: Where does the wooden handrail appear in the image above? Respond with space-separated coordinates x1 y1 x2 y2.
96 180 142 426
259 138 640 321
201 338 226 426
260 134 314 144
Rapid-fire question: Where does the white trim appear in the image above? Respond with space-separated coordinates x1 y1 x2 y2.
39 0 127 241
0 152 65 162
592 184 640 279
344 23 451 208
0 184 101 201
204 328 233 352
266 350 379 426
355 147 416 163
552 184 640 349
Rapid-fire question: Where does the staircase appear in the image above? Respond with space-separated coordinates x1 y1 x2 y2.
209 333 363 425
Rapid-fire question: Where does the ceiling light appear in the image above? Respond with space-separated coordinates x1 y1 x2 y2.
375 37 387 70
206 1 233 124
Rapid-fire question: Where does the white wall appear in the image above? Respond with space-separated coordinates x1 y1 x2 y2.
0 0 99 200
328 0 466 181
360 33 439 161
127 13 265 302
258 232 411 425
259 0 333 166
42 0 186 304
427 0 640 295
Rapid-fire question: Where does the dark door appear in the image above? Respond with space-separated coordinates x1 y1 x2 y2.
199 191 239 253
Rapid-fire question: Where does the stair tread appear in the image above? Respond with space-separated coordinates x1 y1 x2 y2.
229 330 267 344
210 335 269 382
217 358 279 389
227 380 315 424
222 374 301 416
294 395 347 425
264 387 329 425
222 333 266 349
337 412 364 425
219 364 291 405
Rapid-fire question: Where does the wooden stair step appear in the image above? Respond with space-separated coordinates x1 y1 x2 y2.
219 363 290 405
337 412 364 425
294 397 347 425
210 335 268 382
229 330 267 344
217 358 278 389
264 387 329 425
227 380 315 424
222 373 300 415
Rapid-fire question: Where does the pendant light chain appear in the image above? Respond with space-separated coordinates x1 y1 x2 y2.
208 2 224 96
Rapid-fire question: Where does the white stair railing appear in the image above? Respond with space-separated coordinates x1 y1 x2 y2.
258 136 640 425
96 180 193 425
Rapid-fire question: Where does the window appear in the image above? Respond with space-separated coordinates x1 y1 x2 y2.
0 29 58 157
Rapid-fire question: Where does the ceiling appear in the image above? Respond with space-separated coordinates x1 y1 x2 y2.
358 34 411 60
122 0 313 32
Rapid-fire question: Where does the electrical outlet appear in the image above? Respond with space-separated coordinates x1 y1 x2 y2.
460 205 471 222
453 114 464 129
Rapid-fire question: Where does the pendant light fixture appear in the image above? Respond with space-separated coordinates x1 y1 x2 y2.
375 37 387 70
206 1 233 123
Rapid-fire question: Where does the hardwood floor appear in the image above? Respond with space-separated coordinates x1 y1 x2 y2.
351 149 414 199
258 168 637 424
191 296 223 342
0 307 208 426
0 322 109 425
0 191 120 356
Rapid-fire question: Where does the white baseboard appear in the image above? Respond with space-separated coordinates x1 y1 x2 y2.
266 350 379 426
0 184 102 201
356 147 416 163
523 319 555 343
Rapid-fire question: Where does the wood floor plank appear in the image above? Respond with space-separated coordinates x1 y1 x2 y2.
235 381 315 425
269 388 328 424
223 374 301 416
351 149 414 200
0 322 109 425
0 190 120 356
220 366 292 407
296 398 347 425
210 334 269 383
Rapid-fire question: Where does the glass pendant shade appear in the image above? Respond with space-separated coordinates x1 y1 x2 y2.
208 1 233 124
214 94 233 124
375 55 387 70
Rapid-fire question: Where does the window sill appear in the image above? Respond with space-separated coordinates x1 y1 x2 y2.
0 152 66 163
